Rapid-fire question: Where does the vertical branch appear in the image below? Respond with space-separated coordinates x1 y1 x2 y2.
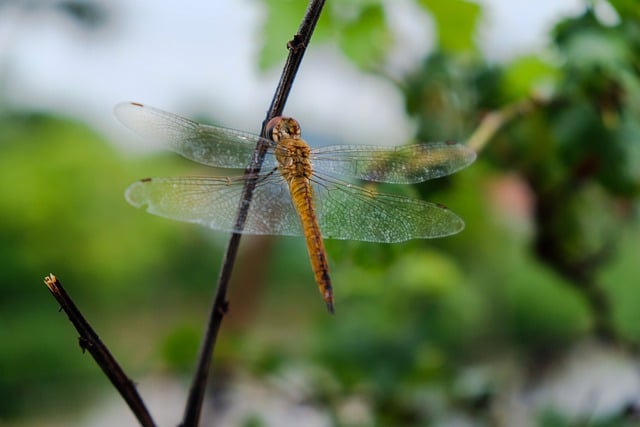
263 0 327 125
180 1 326 425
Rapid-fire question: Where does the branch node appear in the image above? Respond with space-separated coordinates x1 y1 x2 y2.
79 336 90 352
218 301 230 315
287 33 306 52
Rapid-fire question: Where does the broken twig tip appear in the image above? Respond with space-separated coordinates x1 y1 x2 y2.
44 273 59 292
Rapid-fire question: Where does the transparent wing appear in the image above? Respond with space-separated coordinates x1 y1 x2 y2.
118 103 469 241
125 174 303 236
312 176 464 242
126 173 464 242
311 142 476 184
114 102 278 169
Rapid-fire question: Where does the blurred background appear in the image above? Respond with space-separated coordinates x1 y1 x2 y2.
1 0 640 426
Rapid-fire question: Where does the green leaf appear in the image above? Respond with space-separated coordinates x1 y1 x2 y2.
502 55 558 101
258 1 393 71
418 0 482 52
390 251 462 295
608 0 640 20
160 324 200 373
257 0 323 70
337 4 391 70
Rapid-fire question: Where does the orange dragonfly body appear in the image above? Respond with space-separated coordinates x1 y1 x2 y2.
115 102 476 312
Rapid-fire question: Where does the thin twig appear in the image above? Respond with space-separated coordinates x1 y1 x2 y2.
466 97 537 153
180 1 326 425
43 274 156 427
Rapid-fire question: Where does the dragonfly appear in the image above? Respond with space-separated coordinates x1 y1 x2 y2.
115 102 476 313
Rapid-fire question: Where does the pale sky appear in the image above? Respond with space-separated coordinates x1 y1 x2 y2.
0 0 587 151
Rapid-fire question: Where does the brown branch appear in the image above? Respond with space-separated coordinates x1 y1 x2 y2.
43 274 155 427
466 97 538 153
180 1 327 425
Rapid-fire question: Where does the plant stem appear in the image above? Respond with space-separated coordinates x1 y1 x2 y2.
43 274 156 427
180 1 326 425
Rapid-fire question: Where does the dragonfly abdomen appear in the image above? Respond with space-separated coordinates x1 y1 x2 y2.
288 176 334 313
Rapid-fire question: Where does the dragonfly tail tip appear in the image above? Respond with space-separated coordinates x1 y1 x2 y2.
326 301 335 315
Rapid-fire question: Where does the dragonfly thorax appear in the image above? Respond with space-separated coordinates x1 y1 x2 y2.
268 116 313 180
276 138 313 180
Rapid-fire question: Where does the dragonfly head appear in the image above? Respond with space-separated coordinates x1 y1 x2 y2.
266 116 301 142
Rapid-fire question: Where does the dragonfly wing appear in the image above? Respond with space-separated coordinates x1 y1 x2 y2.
311 142 476 184
125 174 303 236
115 102 278 169
312 177 464 242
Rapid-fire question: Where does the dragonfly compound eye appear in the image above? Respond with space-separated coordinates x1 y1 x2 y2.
281 117 301 139
266 116 283 142
266 116 301 142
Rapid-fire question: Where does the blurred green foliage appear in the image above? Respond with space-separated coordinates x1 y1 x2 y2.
255 0 640 425
2 0 640 426
419 0 481 53
260 0 393 70
0 113 225 418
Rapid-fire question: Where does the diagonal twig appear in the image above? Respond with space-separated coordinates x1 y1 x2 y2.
43 274 156 427
180 1 327 425
466 97 537 153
